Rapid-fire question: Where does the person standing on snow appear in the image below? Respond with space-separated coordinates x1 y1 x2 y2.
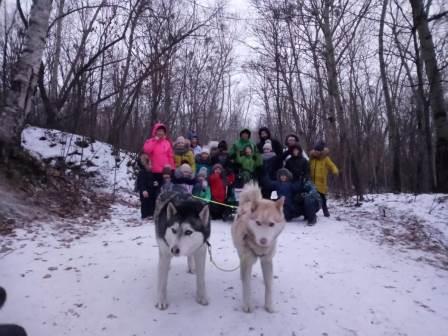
309 140 339 217
142 123 175 183
257 127 283 157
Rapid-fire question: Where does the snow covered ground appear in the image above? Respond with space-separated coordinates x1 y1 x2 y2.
1 197 447 336
1 126 447 335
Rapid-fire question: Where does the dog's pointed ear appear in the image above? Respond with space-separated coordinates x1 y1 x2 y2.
166 202 177 220
199 205 210 225
275 196 285 210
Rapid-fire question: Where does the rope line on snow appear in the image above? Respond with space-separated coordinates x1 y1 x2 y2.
206 241 240 272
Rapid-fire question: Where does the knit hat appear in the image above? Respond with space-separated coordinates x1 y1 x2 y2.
277 168 293 181
162 165 172 176
212 163 223 172
263 140 272 151
240 129 251 137
201 146 210 155
197 167 208 178
179 163 193 175
314 140 326 151
174 136 186 146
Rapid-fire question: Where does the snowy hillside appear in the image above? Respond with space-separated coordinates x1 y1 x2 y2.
21 126 136 195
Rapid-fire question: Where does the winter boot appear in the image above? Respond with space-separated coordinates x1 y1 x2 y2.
307 215 317 226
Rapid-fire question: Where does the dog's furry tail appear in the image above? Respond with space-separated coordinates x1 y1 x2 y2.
238 181 262 206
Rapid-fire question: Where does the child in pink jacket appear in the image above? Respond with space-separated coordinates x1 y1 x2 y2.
143 123 175 177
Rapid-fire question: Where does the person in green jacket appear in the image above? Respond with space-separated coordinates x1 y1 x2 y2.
192 167 211 200
229 129 258 158
235 144 262 184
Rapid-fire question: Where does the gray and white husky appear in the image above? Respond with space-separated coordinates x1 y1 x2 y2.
154 191 211 310
231 182 286 313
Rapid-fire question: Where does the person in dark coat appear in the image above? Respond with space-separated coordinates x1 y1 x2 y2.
262 168 321 225
282 133 310 161
260 140 281 198
211 140 231 170
257 127 283 157
136 153 160 219
285 144 309 183
262 168 301 221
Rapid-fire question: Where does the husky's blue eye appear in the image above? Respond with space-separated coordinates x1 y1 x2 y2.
269 222 275 227
171 228 177 234
184 230 193 236
256 221 262 226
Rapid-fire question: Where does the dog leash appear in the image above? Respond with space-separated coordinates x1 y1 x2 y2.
205 241 240 272
192 195 238 209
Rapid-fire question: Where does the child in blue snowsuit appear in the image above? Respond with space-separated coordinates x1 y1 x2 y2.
262 168 321 225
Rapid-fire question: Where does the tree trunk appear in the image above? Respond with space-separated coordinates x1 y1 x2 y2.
379 0 401 192
409 0 448 192
0 0 53 146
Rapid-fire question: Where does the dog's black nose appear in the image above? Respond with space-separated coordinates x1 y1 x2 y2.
171 246 180 255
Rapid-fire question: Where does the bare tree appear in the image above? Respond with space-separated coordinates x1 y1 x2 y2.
0 0 53 147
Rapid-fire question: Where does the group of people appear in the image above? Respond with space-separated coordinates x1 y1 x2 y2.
136 123 339 225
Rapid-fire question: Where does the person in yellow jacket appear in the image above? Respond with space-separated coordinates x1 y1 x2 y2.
173 136 196 172
309 141 339 217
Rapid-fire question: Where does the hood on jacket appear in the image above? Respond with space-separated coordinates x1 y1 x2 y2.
212 163 224 173
258 127 271 139
240 128 251 138
289 144 303 157
277 168 293 181
314 140 326 151
218 140 228 151
151 122 167 137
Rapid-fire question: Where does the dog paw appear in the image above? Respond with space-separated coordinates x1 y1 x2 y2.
242 304 254 313
155 301 169 310
265 304 275 313
196 295 209 306
187 268 195 274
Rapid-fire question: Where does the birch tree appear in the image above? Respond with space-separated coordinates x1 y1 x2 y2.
0 0 53 147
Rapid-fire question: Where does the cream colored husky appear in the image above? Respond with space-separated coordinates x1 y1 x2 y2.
231 182 286 313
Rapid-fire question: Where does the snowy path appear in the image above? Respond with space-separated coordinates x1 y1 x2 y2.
1 203 448 336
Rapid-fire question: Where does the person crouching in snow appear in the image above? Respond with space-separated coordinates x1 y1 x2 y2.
160 165 174 192
261 168 300 222
262 168 321 225
136 154 159 219
192 167 211 201
235 144 262 185
209 163 234 221
195 146 212 175
294 178 321 225
173 163 195 193
174 136 196 172
309 140 339 217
